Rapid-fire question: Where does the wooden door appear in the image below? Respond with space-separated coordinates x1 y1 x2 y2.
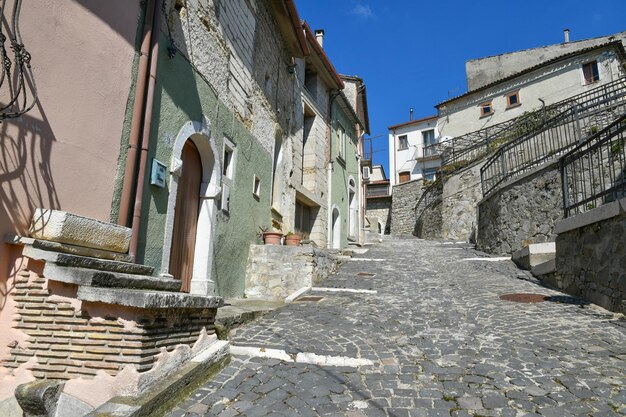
170 140 202 292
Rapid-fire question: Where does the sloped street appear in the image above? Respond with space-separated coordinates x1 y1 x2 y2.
168 238 626 417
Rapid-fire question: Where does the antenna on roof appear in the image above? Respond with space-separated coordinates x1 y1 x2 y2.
409 108 414 121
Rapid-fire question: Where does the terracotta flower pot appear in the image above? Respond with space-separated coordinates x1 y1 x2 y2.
284 235 302 246
262 231 283 245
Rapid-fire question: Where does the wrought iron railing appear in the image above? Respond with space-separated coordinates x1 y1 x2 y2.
481 78 626 196
560 114 626 217
414 178 443 224
0 0 37 120
427 78 626 173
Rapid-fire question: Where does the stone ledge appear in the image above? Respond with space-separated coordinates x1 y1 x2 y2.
555 197 625 234
511 242 556 270
531 259 556 276
29 209 131 253
77 287 223 309
43 263 181 292
23 246 154 276
5 234 133 262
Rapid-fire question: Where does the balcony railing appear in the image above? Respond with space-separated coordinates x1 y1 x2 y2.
560 114 626 217
481 78 626 196
427 78 626 176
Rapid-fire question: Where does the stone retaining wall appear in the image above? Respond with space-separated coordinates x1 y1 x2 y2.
547 199 626 314
414 199 443 240
477 162 563 255
441 163 483 241
366 198 391 234
4 261 217 380
390 180 423 236
245 245 340 300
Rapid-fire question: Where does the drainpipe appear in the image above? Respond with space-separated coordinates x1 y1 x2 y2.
118 0 156 227
326 90 340 248
129 0 162 260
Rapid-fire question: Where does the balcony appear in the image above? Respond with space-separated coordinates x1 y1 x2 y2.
366 182 390 198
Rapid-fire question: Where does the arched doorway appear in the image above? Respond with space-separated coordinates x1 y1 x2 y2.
348 177 357 239
331 206 341 249
169 141 202 292
161 118 221 296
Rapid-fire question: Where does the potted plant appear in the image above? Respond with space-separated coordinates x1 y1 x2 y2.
259 225 283 245
284 231 302 246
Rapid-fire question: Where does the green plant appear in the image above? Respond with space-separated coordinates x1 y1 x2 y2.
586 203 596 211
589 125 599 135
610 140 623 155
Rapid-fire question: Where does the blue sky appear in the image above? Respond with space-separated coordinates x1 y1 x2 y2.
295 0 626 175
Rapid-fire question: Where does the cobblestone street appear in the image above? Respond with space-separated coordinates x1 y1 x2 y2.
169 238 626 417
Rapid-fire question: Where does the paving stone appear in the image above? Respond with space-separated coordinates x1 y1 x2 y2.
165 238 626 417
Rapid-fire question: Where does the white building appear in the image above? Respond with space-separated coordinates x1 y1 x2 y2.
388 115 441 188
437 39 626 139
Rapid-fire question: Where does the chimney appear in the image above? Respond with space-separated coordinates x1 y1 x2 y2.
409 108 414 121
564 28 570 43
315 29 325 48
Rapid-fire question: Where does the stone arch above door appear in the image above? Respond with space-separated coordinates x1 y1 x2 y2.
160 117 222 296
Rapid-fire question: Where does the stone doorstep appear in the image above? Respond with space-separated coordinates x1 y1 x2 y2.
43 263 181 292
77 286 223 309
531 259 557 277
5 234 133 263
511 242 556 270
30 208 131 254
86 341 230 417
23 246 154 276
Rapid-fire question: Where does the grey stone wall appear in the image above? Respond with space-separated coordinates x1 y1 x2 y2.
390 180 424 236
441 163 484 242
245 245 340 300
549 205 626 314
414 199 443 240
366 198 391 234
477 162 563 255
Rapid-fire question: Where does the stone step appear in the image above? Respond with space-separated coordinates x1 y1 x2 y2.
511 242 556 270
43 263 180 292
77 286 223 309
531 259 557 276
23 246 154 276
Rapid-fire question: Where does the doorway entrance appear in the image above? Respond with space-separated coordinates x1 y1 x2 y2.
169 140 202 292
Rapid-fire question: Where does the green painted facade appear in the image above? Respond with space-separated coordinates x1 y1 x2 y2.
330 99 360 249
112 35 274 298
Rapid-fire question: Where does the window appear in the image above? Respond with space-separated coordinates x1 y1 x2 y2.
294 201 312 235
422 130 436 148
506 91 520 108
398 135 408 150
221 137 236 212
582 61 599 85
337 123 346 160
480 101 494 117
253 175 261 198
398 171 411 183
423 168 437 181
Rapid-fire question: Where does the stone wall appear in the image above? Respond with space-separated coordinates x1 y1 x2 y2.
3 264 217 380
366 198 391 234
441 162 483 241
547 199 626 314
390 180 424 236
414 199 443 240
245 245 340 300
477 162 563 255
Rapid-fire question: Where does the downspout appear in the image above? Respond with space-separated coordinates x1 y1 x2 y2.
130 0 162 260
326 90 340 248
118 0 156 227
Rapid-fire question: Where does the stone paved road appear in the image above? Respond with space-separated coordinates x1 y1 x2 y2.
168 238 626 417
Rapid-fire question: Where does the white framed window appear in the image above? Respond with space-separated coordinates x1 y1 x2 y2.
221 137 236 212
252 175 261 198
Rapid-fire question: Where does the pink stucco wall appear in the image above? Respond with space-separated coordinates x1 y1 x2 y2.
0 0 141 398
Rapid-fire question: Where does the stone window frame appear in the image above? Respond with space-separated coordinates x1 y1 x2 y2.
505 91 521 109
479 101 494 118
252 175 261 199
221 136 237 213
